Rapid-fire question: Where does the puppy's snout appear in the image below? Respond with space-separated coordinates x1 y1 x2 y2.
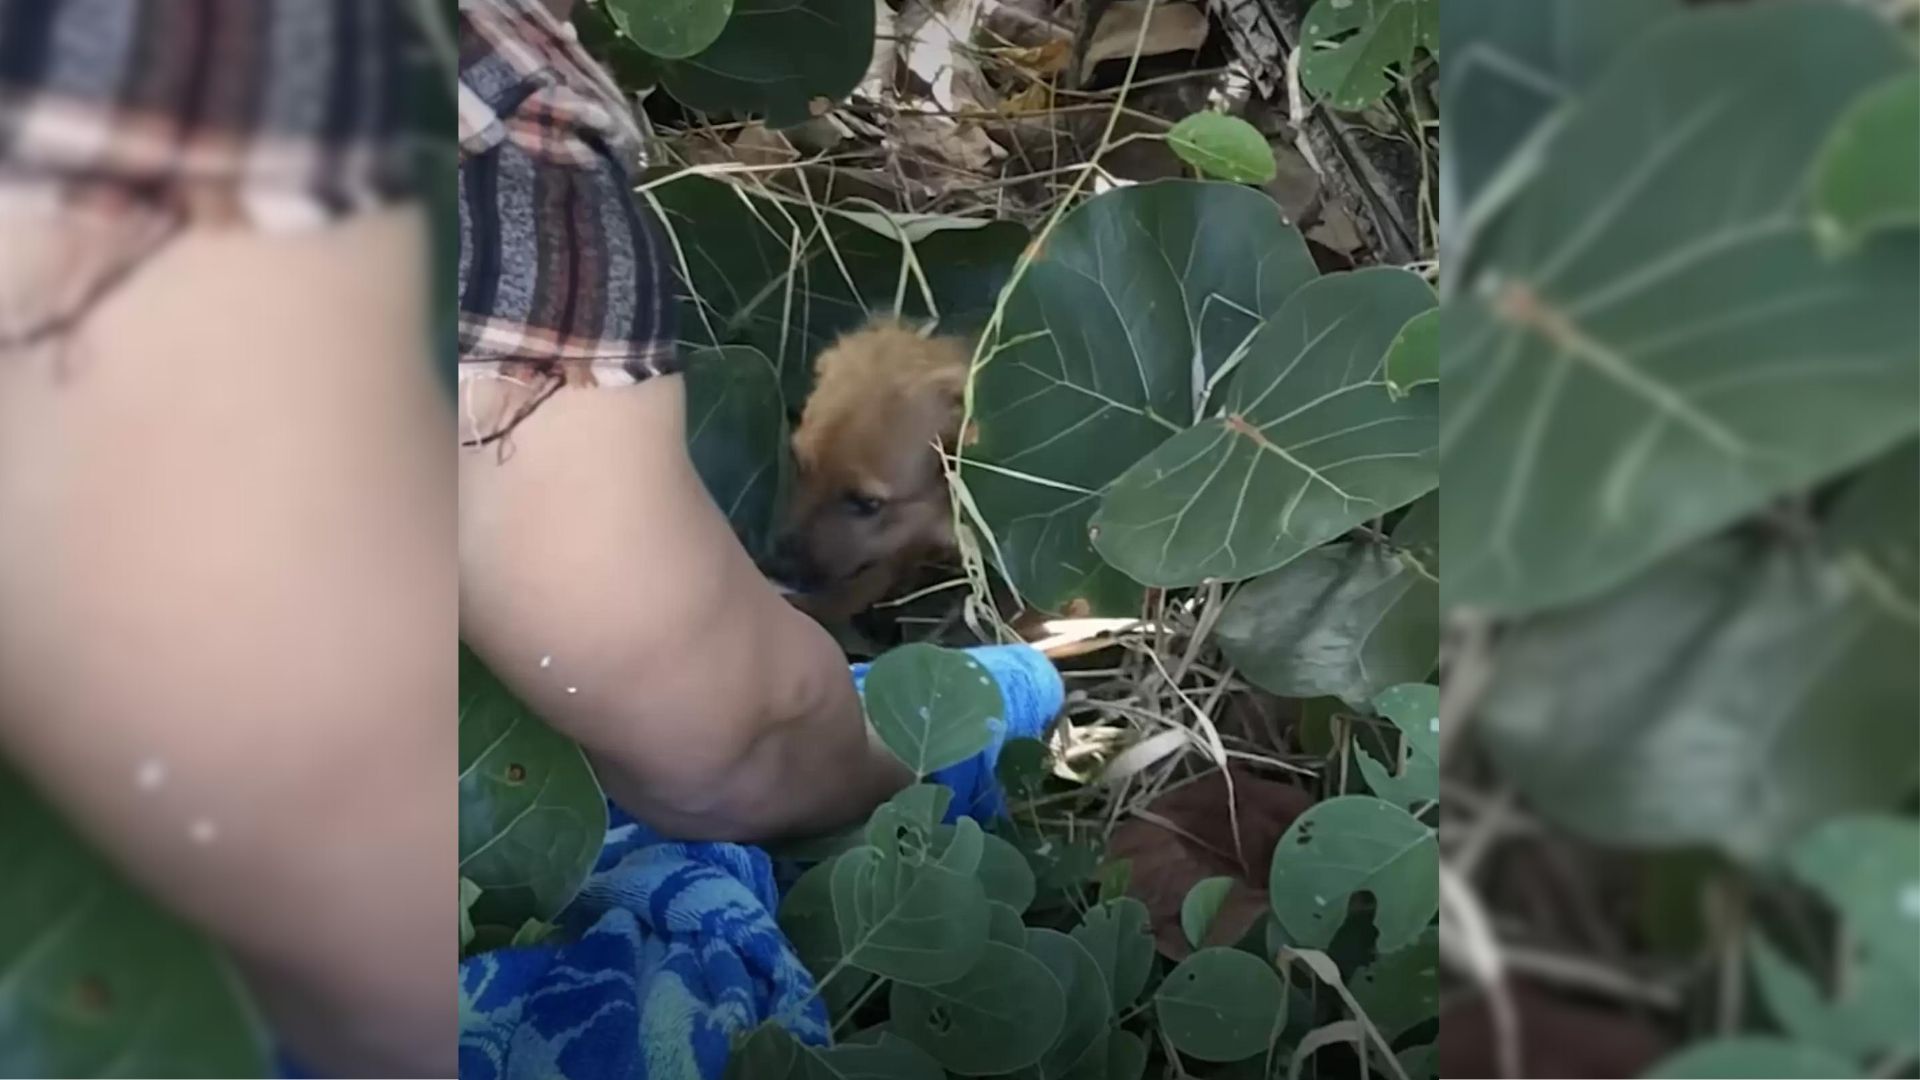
764 533 823 595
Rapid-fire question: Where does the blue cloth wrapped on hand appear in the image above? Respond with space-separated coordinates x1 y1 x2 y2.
456 644 1063 1080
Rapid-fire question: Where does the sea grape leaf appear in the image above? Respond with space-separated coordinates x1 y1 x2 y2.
683 345 789 558
1300 0 1437 111
653 0 873 127
1268 795 1437 952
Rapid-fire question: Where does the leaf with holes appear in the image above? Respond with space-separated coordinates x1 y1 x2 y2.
1355 682 1439 809
1351 926 1438 1041
964 180 1317 614
607 0 733 59
1477 538 1919 862
1384 308 1437 398
1268 795 1437 952
868 784 954 853
1814 71 1920 253
891 941 1067 1074
1179 876 1236 949
1442 2 1920 616
1644 1037 1856 1079
651 0 872 126
652 176 1026 411
1017 930 1111 1079
458 646 607 929
832 823 990 985
725 1022 945 1080
1154 947 1286 1062
684 345 789 558
1072 898 1156 1014
1440 0 1679 259
862 644 1001 777
0 761 268 1077
1215 542 1436 708
1167 113 1276 184
1300 0 1437 111
1095 268 1438 589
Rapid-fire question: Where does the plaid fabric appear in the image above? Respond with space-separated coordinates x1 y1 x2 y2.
0 0 425 351
457 0 681 447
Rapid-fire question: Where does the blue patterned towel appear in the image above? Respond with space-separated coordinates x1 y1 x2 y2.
456 645 1064 1080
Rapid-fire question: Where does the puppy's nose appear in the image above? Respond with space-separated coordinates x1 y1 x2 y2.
763 535 822 595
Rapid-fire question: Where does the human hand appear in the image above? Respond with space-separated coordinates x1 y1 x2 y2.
851 644 1064 822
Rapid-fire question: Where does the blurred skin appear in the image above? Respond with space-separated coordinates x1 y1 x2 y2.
0 207 454 1077
458 375 912 843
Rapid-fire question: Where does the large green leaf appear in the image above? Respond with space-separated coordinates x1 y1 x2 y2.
831 830 990 985
778 859 872 1019
0 763 267 1077
652 0 872 127
458 646 607 929
608 0 732 60
1300 0 1437 111
965 180 1318 614
1442 1 1920 615
1215 542 1436 708
653 177 1026 411
1644 1037 1857 1079
1268 795 1437 952
1350 925 1438 1041
1153 948 1286 1062
862 644 1001 778
726 1022 945 1080
683 345 789 558
1095 268 1437 588
1476 544 1919 862
890 942 1067 1074
1439 0 1680 261
1070 898 1157 1015
1017 929 1111 1079
1354 683 1439 809
1813 71 1920 253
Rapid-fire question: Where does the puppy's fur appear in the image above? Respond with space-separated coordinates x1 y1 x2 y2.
770 318 970 619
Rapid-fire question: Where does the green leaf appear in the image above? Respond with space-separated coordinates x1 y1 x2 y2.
831 833 990 985
863 644 1001 777
509 918 557 948
1094 267 1439 589
966 180 1317 614
0 762 268 1077
1071 898 1157 1014
987 901 1028 947
1397 1043 1438 1080
1268 795 1437 952
779 857 873 1019
458 646 607 928
726 1022 946 1080
997 737 1052 802
1106 1030 1148 1080
1355 682 1439 809
652 176 1027 411
977 832 1039 914
1350 926 1438 1041
683 346 790 558
1644 1037 1858 1079
1440 0 1679 254
1384 308 1437 398
868 784 955 855
1476 541 1919 862
1167 113 1276 184
1814 71 1920 253
459 877 481 951
652 0 872 127
1788 815 1920 985
1749 932 1918 1062
1153 948 1286 1062
1299 0 1437 111
1215 542 1437 708
608 0 732 59
1390 492 1438 575
1442 2 1920 616
1018 929 1111 1079
890 941 1067 1074
1180 876 1237 949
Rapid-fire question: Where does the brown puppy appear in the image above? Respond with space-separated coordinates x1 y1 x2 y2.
769 318 970 619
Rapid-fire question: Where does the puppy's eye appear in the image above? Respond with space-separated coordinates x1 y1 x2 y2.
843 493 886 517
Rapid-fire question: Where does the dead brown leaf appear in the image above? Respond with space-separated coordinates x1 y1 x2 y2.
1107 766 1313 958
1080 0 1209 77
1439 984 1673 1080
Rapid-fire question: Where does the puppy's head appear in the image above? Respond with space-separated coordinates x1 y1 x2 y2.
770 320 969 618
